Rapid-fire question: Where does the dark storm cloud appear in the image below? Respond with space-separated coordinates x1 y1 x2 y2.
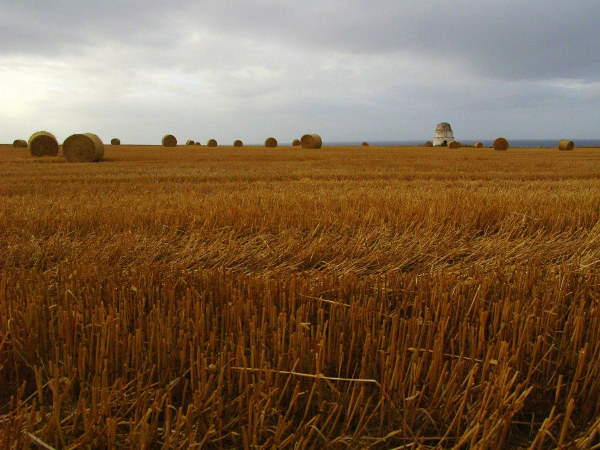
189 0 600 81
3 1 598 80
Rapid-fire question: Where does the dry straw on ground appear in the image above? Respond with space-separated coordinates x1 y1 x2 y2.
13 139 27 148
300 134 322 149
234 140 243 147
207 139 217 147
558 139 574 151
425 141 433 147
493 137 509 151
265 137 278 148
362 141 369 146
448 141 461 149
110 138 120 145
186 140 194 146
292 139 300 146
62 133 104 162
162 135 177 147
28 131 59 157
474 142 483 148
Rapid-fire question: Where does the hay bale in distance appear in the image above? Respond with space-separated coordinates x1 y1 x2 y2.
110 138 120 145
162 135 177 147
186 140 194 145
28 131 59 157
425 141 433 147
474 142 483 148
234 140 243 147
493 137 509 151
292 139 300 146
62 133 104 162
265 137 278 148
558 139 574 151
362 142 369 146
301 134 322 149
195 142 201 145
448 141 461 149
207 139 217 147
13 139 27 148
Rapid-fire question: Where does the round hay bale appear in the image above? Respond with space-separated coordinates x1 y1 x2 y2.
195 142 201 145
162 135 177 147
425 141 433 147
265 137 278 148
448 141 461 149
62 133 104 162
207 139 217 147
362 142 369 146
28 131 59 157
13 139 27 148
474 142 483 148
234 140 243 147
292 139 301 146
110 138 120 145
558 139 574 151
493 137 509 151
300 134 322 149
186 140 194 145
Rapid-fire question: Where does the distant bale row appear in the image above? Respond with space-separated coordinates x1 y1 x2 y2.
13 139 27 148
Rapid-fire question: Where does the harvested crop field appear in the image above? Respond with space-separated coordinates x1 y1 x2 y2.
2 144 600 448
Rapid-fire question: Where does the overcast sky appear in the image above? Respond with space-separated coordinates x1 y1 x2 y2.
1 1 599 145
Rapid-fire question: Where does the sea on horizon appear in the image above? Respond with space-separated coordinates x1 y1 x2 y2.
315 139 600 148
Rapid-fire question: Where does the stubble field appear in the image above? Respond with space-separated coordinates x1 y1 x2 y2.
1 143 600 448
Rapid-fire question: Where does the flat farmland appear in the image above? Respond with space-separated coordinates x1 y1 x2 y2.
2 144 600 448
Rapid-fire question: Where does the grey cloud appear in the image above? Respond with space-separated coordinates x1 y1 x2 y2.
1 1 599 144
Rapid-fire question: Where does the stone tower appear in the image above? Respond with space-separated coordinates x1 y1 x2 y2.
434 122 454 146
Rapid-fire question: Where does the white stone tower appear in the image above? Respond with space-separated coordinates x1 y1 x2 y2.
433 122 454 146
